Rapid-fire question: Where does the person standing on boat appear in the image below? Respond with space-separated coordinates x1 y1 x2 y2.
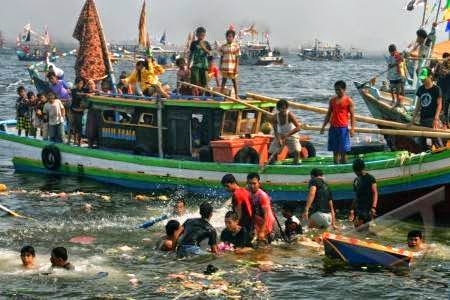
411 67 443 150
321 81 355 164
301 168 337 230
15 86 31 137
85 80 100 148
43 92 65 143
268 99 302 165
221 174 253 233
188 27 212 96
247 172 276 243
219 29 240 98
386 44 406 107
176 202 218 257
70 78 86 146
434 53 450 128
349 159 378 228
208 56 220 88
47 72 70 102
407 23 437 70
175 57 191 95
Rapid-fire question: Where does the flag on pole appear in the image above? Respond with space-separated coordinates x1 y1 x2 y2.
73 0 112 81
405 0 426 11
43 26 50 45
160 31 167 45
25 30 31 42
138 0 148 48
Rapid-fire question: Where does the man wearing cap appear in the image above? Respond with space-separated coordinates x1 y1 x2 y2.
411 67 443 150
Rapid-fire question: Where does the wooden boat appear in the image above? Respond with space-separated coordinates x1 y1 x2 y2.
323 232 413 269
0 93 450 202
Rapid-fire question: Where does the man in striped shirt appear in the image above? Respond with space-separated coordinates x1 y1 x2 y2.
219 30 241 98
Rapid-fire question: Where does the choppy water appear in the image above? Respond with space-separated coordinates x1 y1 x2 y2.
0 49 449 299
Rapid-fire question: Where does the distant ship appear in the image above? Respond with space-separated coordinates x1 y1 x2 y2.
16 24 53 62
298 39 344 61
343 47 364 60
0 31 4 49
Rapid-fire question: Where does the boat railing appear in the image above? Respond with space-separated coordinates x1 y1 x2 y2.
92 92 226 102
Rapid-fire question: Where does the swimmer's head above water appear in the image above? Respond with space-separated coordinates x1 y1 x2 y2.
407 230 424 251
20 245 36 269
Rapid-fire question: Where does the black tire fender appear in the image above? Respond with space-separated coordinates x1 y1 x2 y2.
41 144 62 171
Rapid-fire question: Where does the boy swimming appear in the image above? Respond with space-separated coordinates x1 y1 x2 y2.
20 245 36 269
407 230 425 252
159 220 183 252
50 247 74 270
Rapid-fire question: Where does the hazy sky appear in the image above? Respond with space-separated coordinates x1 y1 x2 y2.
1 0 448 51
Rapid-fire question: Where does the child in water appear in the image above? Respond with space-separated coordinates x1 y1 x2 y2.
281 204 302 239
159 220 183 252
50 247 74 270
20 245 36 269
407 230 425 252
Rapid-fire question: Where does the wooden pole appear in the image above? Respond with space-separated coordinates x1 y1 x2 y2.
157 98 164 158
301 124 450 139
180 82 273 117
246 92 449 133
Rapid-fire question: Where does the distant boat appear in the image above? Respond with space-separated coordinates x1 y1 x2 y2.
0 31 4 49
298 39 343 61
15 24 54 62
343 47 364 60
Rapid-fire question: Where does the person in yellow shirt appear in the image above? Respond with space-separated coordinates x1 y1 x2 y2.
122 59 169 98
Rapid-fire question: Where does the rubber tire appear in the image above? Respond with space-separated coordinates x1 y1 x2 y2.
41 144 62 171
234 147 260 164
301 141 316 158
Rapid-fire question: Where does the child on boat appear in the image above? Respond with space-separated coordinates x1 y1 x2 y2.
220 211 253 253
208 56 220 88
219 30 240 98
268 99 302 165
50 247 74 271
16 86 31 137
281 204 302 239
189 27 212 96
301 168 337 230
349 159 378 229
321 80 355 164
387 44 406 107
43 92 65 143
407 230 425 252
159 220 183 252
175 57 191 95
70 78 86 146
20 245 36 269
27 91 37 138
34 93 47 140
122 59 169 98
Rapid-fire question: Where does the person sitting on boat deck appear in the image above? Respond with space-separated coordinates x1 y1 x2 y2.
221 174 253 234
268 99 302 165
247 172 276 243
219 29 240 98
159 220 184 252
407 230 425 252
321 80 355 164
50 247 74 271
220 211 253 253
27 91 37 138
208 56 220 88
70 78 86 146
189 26 212 96
34 93 47 140
122 59 169 98
116 71 131 95
411 67 443 150
47 71 71 102
20 245 36 269
43 92 65 143
16 86 32 137
387 44 406 107
301 168 337 230
434 53 450 129
281 204 302 240
349 159 378 229
176 202 218 257
175 57 191 95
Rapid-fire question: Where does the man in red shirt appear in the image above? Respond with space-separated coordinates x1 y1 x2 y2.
246 172 275 243
320 80 355 164
221 174 253 233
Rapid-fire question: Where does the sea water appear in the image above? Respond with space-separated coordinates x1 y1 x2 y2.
0 50 449 299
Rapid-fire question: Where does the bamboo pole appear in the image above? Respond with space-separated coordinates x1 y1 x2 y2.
302 124 450 139
180 82 273 117
246 92 448 133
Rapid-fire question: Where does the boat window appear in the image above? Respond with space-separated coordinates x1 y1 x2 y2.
102 110 133 125
239 110 257 134
138 113 154 126
222 111 238 135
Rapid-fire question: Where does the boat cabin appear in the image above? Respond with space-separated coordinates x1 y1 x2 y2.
84 94 276 163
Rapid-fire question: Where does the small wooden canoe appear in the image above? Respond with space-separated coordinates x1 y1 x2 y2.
323 232 413 269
